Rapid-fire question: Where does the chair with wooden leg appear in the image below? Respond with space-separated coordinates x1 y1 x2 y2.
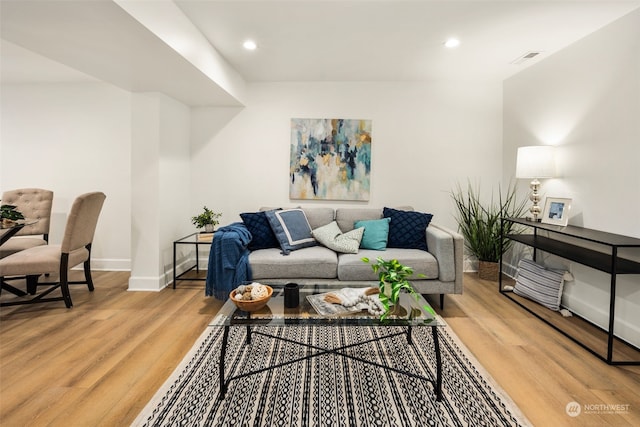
1 188 54 295
0 188 54 258
0 192 106 308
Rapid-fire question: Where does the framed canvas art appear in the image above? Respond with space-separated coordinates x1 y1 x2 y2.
290 118 372 201
541 197 572 226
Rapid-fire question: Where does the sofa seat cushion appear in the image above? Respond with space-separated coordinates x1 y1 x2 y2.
337 249 439 281
250 246 338 279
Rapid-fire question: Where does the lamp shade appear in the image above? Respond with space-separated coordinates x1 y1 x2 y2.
516 146 556 178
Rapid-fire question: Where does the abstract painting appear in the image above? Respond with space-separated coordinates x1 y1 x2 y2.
290 118 372 201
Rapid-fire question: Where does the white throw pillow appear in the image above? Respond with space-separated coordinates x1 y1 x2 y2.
312 221 365 254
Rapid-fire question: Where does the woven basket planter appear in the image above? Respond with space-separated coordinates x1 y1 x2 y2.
478 261 499 281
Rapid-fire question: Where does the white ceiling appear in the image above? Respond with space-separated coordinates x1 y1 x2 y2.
2 0 639 105
175 0 640 82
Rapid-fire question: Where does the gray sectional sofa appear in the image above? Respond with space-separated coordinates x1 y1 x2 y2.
247 206 463 308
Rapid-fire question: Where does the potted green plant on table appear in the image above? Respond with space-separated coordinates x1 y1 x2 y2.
1 204 25 227
191 206 222 233
450 180 527 281
362 256 436 322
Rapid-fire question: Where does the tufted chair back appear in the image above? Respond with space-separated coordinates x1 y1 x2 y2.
1 188 53 238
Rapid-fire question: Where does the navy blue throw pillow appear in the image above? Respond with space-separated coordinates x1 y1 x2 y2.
383 207 433 251
265 208 317 255
240 211 280 251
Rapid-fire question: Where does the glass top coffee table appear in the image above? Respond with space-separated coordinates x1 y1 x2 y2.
210 283 443 401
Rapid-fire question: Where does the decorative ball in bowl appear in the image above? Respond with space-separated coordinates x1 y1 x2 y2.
230 283 273 312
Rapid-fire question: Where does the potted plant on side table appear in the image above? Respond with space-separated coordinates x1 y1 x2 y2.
450 181 527 281
191 206 222 233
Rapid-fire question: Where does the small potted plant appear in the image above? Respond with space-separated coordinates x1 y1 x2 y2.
191 206 222 233
362 256 436 322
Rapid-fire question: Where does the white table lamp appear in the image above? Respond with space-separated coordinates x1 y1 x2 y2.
516 146 556 221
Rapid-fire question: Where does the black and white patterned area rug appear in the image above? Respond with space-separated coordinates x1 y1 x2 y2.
132 324 531 426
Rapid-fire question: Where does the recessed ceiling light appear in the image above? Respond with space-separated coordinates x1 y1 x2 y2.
243 40 257 50
444 38 460 48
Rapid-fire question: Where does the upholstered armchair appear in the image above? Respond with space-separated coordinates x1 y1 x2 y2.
0 192 106 308
0 188 54 259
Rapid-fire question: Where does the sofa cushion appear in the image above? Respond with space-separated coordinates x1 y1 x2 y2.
383 207 433 251
302 207 335 229
265 208 317 255
335 208 382 232
312 221 365 254
250 247 338 279
354 218 390 250
337 248 439 281
240 210 280 251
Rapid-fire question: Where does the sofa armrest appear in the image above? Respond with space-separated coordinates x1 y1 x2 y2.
426 223 464 292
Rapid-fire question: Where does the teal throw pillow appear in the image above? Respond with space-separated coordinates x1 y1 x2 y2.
354 218 391 250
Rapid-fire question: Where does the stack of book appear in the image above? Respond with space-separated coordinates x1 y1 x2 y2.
197 233 214 242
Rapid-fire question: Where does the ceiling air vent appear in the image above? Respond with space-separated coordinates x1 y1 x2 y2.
511 51 542 65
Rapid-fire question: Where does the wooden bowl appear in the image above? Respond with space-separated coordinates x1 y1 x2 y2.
230 285 273 312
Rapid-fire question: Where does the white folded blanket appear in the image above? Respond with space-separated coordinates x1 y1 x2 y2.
324 287 384 316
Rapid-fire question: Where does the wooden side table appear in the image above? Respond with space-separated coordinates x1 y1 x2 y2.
172 232 213 288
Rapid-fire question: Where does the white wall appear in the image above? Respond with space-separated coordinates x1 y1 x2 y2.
0 82 132 271
503 9 640 347
190 81 504 232
2 78 503 280
129 92 192 291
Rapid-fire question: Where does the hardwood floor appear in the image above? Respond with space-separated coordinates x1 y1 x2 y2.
1 271 638 426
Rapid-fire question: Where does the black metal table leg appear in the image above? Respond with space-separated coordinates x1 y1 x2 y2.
1 281 27 296
172 241 177 289
219 325 444 403
219 326 230 400
432 327 442 401
246 312 252 344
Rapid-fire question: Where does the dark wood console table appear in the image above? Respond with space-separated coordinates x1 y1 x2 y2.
499 218 640 365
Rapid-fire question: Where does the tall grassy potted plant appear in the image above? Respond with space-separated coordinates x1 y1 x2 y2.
450 181 527 281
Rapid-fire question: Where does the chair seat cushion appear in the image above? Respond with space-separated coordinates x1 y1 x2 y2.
0 237 47 259
0 245 89 277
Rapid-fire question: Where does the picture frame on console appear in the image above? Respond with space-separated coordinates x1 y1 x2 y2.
541 197 572 226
